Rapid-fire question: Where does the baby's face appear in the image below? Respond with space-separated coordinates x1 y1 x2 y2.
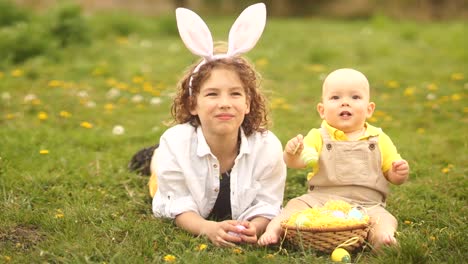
317 69 375 134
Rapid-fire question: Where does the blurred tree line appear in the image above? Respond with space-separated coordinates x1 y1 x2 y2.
13 0 468 20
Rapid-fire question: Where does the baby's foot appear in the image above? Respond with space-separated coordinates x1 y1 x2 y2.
382 233 397 246
258 231 280 246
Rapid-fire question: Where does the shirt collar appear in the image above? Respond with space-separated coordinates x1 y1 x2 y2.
321 120 381 140
196 126 250 156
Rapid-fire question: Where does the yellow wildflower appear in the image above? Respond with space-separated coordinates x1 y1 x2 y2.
450 72 464 81
59 111 72 118
426 83 438 91
104 103 115 111
48 80 63 87
195 244 207 251
80 121 93 129
417 128 425 134
39 150 49 155
451 93 461 101
232 247 243 254
403 86 416 96
11 69 23 77
264 254 275 259
404 220 412 225
3 256 11 262
386 80 399 88
255 58 269 67
132 76 144 84
38 111 48 120
163 254 176 262
0 71 4 78
5 113 16 120
430 236 436 241
54 209 64 218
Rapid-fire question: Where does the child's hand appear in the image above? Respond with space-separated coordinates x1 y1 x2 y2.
205 220 242 247
285 134 304 155
237 221 258 244
388 160 409 185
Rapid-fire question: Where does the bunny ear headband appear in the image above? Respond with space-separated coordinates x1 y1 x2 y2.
175 3 267 95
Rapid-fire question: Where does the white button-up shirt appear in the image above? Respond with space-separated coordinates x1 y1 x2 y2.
152 123 286 221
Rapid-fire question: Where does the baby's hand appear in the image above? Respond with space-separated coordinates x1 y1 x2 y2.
389 160 409 185
285 134 304 155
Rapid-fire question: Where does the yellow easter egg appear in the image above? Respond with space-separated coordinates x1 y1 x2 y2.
331 248 351 263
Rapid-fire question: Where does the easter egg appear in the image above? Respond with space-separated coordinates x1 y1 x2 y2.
331 248 351 263
332 210 346 218
228 224 246 237
348 208 363 220
295 214 311 227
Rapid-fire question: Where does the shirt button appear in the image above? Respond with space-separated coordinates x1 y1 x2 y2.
214 188 219 192
213 164 218 168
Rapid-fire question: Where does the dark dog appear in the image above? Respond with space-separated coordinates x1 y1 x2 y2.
128 144 159 176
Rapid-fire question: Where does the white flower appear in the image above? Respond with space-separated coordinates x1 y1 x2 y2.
112 125 125 135
150 97 162 105
106 88 121 99
85 101 96 108
24 93 37 102
131 94 144 103
426 93 436 100
2 92 11 100
77 91 89 98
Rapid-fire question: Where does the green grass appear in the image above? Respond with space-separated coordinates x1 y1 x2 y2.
1 8 467 263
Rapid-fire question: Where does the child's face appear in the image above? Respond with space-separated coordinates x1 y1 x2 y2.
190 67 250 138
317 73 375 134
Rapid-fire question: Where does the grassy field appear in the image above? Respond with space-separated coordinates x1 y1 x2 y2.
0 3 467 263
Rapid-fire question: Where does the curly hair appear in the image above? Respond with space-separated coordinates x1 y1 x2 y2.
171 55 269 137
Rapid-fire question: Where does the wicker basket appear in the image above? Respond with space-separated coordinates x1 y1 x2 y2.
280 221 370 253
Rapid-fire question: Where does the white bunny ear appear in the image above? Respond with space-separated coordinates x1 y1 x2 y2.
227 3 266 56
176 8 214 59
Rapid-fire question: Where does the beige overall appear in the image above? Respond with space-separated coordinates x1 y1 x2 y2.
289 127 398 247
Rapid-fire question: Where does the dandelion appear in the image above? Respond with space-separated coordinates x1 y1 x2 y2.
464 107 468 113
306 64 326 73
403 86 416 97
264 254 275 259
0 71 4 78
132 76 144 84
426 83 438 91
441 167 450 174
386 80 399 88
195 244 207 251
417 128 425 134
112 125 125 135
232 247 243 254
5 113 16 120
116 36 129 45
368 117 378 123
430 236 436 241
3 256 11 262
451 93 462 101
48 80 63 87
255 58 269 67
92 68 104 76
59 111 72 118
38 111 48 120
450 72 464 81
11 69 23 77
80 121 93 129
39 150 49 155
104 103 115 111
404 220 412 225
163 254 176 262
106 78 118 87
54 209 64 218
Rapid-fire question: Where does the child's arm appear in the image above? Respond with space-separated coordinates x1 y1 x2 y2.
283 134 306 168
175 211 243 247
385 159 410 185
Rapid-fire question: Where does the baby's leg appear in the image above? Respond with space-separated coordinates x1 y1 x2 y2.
258 198 310 246
367 207 398 250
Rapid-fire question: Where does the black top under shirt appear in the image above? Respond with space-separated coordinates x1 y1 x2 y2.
208 170 232 221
